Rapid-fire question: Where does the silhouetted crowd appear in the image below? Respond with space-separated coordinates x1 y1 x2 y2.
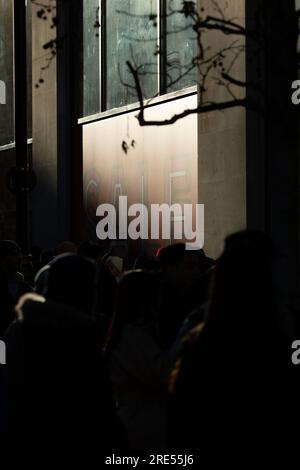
0 231 299 448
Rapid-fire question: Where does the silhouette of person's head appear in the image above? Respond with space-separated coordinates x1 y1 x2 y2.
0 240 22 279
133 255 161 272
157 243 214 279
207 230 275 334
156 243 186 273
78 240 103 261
54 241 77 256
43 253 97 314
34 264 51 296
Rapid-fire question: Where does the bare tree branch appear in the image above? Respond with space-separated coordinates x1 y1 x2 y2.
127 60 261 127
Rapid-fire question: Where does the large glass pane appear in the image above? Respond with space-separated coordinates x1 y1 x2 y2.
0 0 14 146
26 0 32 139
297 0 300 275
166 0 198 92
106 0 158 109
83 0 100 116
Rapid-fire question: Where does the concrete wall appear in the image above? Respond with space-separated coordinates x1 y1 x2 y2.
197 0 246 258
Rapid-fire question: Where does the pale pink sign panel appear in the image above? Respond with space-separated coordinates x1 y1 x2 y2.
83 94 198 256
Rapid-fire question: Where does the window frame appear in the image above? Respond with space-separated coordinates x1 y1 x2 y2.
78 83 197 125
80 0 198 123
0 0 32 152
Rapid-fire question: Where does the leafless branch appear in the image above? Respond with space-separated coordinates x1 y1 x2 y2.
126 60 261 127
210 0 225 21
119 1 266 127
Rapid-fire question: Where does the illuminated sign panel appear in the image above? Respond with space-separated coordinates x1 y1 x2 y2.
83 94 198 255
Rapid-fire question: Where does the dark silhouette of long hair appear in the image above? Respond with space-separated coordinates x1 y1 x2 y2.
104 270 160 352
205 229 277 339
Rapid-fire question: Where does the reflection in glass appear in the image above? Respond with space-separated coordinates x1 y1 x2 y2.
0 0 14 146
106 0 158 109
83 0 100 116
166 0 198 92
27 0 32 139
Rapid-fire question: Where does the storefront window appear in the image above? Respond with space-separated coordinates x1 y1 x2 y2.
0 0 14 146
82 0 197 117
0 0 32 147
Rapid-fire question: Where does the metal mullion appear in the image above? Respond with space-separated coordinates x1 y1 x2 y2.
159 0 167 95
100 0 107 111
